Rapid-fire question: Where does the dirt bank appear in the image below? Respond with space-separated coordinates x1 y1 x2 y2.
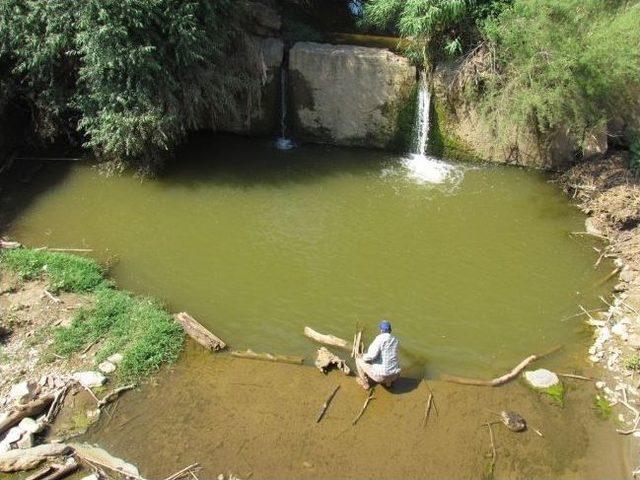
82 343 627 479
560 152 640 472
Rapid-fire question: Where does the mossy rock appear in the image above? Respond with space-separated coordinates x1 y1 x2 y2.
428 97 482 163
523 369 565 406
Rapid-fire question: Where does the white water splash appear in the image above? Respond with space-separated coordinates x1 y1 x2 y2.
276 67 295 150
398 72 462 186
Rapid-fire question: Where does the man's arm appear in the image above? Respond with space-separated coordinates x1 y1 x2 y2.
361 336 382 363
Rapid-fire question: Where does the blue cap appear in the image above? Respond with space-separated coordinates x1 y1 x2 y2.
379 320 391 332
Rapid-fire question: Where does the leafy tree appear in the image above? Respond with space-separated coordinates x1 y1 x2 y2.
0 0 260 173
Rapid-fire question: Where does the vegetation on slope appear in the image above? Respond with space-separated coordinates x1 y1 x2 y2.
1 248 184 380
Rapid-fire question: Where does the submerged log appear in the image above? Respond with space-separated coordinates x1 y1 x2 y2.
71 443 143 479
231 349 304 365
175 312 226 351
304 327 350 351
442 346 563 387
0 394 55 435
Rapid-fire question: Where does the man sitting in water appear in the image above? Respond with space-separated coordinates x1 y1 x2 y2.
355 320 401 390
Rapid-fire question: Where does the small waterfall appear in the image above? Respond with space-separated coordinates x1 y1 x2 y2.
275 65 295 150
401 71 461 185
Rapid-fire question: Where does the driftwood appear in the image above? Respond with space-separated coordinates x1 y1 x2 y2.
71 443 143 479
38 461 79 480
0 394 55 435
314 347 350 375
0 444 71 473
162 463 200 480
304 327 350 351
46 385 72 423
559 373 593 381
98 384 135 408
351 330 363 358
231 349 304 365
25 465 55 480
352 388 375 426
442 346 563 387
0 240 21 249
175 312 226 351
316 385 340 423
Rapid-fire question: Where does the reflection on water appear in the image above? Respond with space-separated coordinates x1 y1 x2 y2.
5 133 613 378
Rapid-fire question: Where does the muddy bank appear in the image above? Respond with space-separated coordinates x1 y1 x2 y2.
82 343 628 479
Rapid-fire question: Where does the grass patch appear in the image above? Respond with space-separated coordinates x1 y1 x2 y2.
624 353 640 371
593 394 612 420
0 248 105 293
542 382 565 406
54 287 184 381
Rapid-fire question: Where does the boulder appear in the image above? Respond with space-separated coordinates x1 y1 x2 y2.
15 433 33 450
289 42 416 149
0 443 70 472
98 361 116 374
72 371 106 389
9 381 38 405
523 369 560 389
18 417 42 434
3 426 24 445
246 1 281 37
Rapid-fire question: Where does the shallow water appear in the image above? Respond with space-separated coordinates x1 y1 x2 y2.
6 134 612 377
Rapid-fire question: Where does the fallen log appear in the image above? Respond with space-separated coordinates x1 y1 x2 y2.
71 443 144 479
0 444 71 473
441 346 563 387
231 349 304 365
0 394 55 435
316 385 340 423
175 312 226 351
0 240 21 249
304 327 350 351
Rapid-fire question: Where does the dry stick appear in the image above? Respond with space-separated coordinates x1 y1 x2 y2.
442 345 563 387
75 455 145 480
46 383 73 423
81 384 101 404
81 339 99 354
570 231 608 240
25 466 54 480
484 422 497 477
98 384 135 408
599 267 622 285
559 373 593 381
162 463 200 480
38 462 80 480
43 289 61 304
316 385 340 423
422 393 434 427
352 388 375 426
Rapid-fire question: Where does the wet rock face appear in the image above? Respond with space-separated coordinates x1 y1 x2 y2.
289 42 416 149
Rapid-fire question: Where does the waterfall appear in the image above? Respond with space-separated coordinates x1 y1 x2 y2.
401 71 461 185
414 73 431 157
276 66 295 150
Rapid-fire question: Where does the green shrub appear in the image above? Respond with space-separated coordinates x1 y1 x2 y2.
0 249 104 292
593 394 612 420
54 287 184 381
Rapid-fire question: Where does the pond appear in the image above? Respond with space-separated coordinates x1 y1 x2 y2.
5 133 613 378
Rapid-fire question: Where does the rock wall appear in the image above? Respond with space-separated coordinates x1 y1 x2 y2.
289 42 416 149
218 36 284 137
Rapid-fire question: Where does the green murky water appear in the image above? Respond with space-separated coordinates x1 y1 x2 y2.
5 134 612 377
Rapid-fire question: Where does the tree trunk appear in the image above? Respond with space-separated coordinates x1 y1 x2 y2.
174 312 226 351
304 327 350 350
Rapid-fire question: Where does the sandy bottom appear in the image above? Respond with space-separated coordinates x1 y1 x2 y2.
84 343 630 479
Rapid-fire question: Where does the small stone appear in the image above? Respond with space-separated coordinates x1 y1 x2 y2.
585 218 602 236
621 266 635 283
81 475 99 480
72 371 106 388
614 258 624 268
107 353 124 364
18 417 42 434
98 361 116 374
634 431 640 438
86 409 101 420
596 381 606 389
302 461 313 468
218 475 225 480
16 432 33 449
39 376 48 387
9 380 38 404
612 323 628 337
523 369 560 389
4 426 25 444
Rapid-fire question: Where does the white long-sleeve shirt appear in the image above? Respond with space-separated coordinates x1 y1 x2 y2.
362 332 401 377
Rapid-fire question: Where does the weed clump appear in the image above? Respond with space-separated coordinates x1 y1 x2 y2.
55 288 184 381
0 248 105 292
